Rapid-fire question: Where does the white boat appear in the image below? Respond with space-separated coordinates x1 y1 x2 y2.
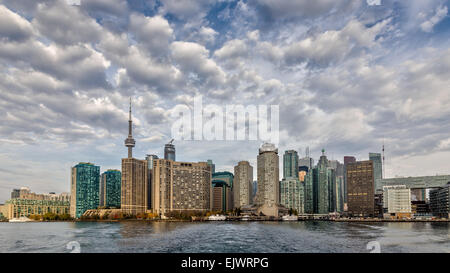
282 215 298 221
241 215 250 221
208 215 226 221
9 217 33 223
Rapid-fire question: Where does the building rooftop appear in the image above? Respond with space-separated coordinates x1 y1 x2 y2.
259 143 278 154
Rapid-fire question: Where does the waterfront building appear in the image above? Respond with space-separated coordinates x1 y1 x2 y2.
256 143 279 214
378 175 450 191
343 156 356 205
429 182 450 218
152 159 212 216
369 153 383 191
374 193 383 218
164 140 176 161
145 154 159 211
383 185 411 219
3 198 70 219
70 162 100 218
121 100 148 216
327 167 336 213
329 160 344 213
100 170 121 208
313 149 330 214
283 150 299 178
256 143 286 217
252 180 257 202
0 204 5 219
11 187 70 202
411 201 431 216
411 188 426 201
346 160 375 217
280 177 304 214
212 180 232 212
281 150 304 214
303 171 314 214
233 161 253 209
212 171 234 188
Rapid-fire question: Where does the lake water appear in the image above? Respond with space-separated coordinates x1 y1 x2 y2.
0 221 449 253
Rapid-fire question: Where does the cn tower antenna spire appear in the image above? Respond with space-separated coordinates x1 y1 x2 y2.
129 97 132 121
125 97 136 158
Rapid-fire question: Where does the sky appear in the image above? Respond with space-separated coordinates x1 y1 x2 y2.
0 0 449 202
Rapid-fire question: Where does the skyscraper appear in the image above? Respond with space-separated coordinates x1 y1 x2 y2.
281 150 304 214
124 98 135 159
212 171 234 188
207 159 215 174
145 154 158 211
283 150 299 178
347 160 375 217
164 139 176 161
343 156 356 206
329 160 344 212
152 159 212 216
70 162 100 218
100 169 121 208
256 143 282 217
313 149 329 214
369 153 383 191
233 161 253 208
303 171 314 214
280 177 304 214
121 99 148 216
212 180 232 212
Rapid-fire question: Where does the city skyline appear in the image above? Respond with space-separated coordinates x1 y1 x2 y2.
0 0 450 203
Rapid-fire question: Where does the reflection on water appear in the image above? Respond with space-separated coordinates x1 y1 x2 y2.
0 221 448 253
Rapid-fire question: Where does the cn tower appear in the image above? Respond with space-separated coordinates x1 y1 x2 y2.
124 98 135 158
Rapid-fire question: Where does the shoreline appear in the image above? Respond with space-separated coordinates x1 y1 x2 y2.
2 219 449 223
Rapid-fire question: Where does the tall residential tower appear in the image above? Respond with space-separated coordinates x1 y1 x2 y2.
121 99 148 215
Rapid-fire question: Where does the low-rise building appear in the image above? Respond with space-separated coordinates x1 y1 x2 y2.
383 185 412 219
2 198 70 219
430 182 450 218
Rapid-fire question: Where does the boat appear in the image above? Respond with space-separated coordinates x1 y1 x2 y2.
241 215 250 221
208 215 226 221
282 215 298 221
9 217 33 223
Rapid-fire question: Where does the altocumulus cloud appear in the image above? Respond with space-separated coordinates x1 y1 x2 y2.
0 0 449 202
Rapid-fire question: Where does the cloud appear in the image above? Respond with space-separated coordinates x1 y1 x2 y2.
0 1 449 201
159 0 214 20
171 41 226 86
254 0 361 21
32 0 103 45
129 13 174 57
420 5 448 32
283 19 391 67
0 5 34 42
80 0 128 16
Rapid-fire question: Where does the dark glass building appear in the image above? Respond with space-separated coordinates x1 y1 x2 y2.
346 160 375 217
100 170 121 208
70 162 100 218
